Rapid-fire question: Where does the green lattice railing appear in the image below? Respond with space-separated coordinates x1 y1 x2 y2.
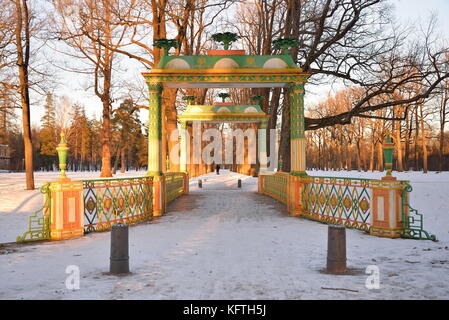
260 173 436 241
301 176 373 232
83 176 153 233
165 172 186 203
261 173 288 204
16 183 52 242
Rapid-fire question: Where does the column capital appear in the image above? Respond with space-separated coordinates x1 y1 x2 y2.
290 81 306 173
180 120 188 129
258 121 268 129
147 82 163 175
290 82 305 93
147 82 162 93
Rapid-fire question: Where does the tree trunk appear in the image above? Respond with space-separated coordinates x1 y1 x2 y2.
369 141 374 172
438 88 447 172
405 108 411 171
98 3 113 178
420 103 428 173
279 91 290 172
112 146 120 174
439 123 445 172
14 0 34 190
120 146 126 173
100 98 112 177
377 140 383 172
414 106 420 171
356 140 361 171
164 89 179 172
395 112 404 172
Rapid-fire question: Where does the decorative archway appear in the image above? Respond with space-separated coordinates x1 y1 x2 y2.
142 53 310 177
178 104 270 175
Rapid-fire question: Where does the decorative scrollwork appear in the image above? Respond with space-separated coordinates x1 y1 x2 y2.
16 183 52 242
82 176 153 233
301 176 372 233
401 183 437 241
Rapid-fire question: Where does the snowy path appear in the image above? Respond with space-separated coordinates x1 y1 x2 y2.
0 170 449 299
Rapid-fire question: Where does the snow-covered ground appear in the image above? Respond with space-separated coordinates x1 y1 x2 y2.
0 169 448 299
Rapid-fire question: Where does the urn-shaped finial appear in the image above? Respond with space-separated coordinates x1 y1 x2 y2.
56 132 69 181
382 133 395 180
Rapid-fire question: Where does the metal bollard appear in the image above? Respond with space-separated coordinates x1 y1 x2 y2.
198 179 202 188
237 179 242 188
326 224 347 274
110 223 130 274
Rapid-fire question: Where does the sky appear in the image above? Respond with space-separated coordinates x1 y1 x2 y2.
395 0 449 31
29 0 449 129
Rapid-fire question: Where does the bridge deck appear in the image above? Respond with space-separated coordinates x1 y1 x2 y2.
0 170 447 299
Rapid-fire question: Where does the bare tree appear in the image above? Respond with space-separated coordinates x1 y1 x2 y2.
52 0 133 177
12 0 34 189
437 79 449 172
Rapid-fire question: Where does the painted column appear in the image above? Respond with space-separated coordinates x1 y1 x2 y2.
49 180 84 240
258 121 268 172
290 82 307 176
370 135 403 238
188 123 195 177
370 180 404 238
49 133 84 240
288 82 307 217
146 83 165 216
147 84 163 175
193 121 202 176
180 120 188 172
167 119 179 172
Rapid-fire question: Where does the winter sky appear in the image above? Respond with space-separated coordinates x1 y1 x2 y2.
29 0 449 128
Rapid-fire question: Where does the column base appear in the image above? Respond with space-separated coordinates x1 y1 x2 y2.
289 210 302 217
152 210 163 217
51 227 84 241
146 171 163 177
370 226 402 238
290 171 308 177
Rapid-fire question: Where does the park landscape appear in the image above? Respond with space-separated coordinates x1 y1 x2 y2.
0 0 449 301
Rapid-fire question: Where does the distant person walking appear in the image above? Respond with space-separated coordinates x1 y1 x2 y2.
215 164 220 175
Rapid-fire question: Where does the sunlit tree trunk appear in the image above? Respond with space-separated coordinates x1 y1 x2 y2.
420 102 428 173
14 0 34 190
394 108 404 172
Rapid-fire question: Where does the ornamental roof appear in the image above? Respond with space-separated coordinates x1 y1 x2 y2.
143 52 309 88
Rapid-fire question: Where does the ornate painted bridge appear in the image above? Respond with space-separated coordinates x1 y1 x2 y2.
17 49 436 243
